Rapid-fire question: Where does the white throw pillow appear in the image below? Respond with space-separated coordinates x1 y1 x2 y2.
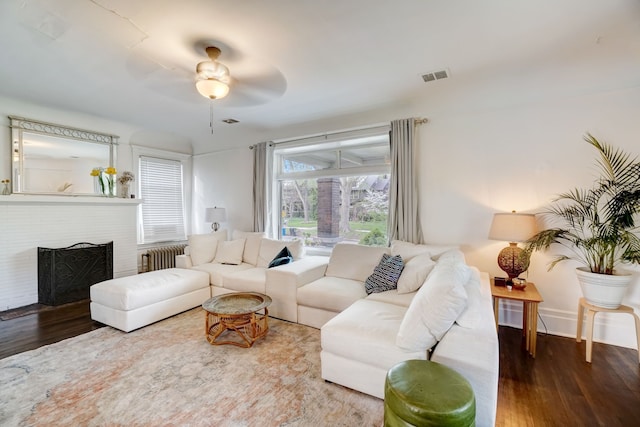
391 240 458 262
187 230 227 266
397 252 436 294
256 238 303 268
232 230 265 266
214 238 246 265
456 267 483 328
396 259 469 352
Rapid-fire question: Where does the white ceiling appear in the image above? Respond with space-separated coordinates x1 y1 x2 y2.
1 0 639 154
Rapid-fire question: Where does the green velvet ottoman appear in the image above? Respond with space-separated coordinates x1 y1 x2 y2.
384 360 476 427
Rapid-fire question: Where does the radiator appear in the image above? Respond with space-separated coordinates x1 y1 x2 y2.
142 245 187 272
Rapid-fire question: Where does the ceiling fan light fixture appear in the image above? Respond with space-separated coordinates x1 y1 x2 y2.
196 60 230 82
196 78 229 99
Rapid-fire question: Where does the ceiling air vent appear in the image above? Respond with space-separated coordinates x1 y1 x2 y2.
421 69 450 83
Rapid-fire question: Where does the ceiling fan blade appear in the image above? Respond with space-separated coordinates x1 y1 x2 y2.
223 67 287 107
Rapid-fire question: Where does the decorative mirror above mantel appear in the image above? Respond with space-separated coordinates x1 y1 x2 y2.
10 116 118 195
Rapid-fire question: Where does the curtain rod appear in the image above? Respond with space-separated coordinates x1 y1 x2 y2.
248 117 428 149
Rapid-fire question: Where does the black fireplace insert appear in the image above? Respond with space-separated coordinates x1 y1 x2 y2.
38 242 113 306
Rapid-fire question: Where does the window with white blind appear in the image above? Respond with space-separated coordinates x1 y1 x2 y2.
138 156 186 243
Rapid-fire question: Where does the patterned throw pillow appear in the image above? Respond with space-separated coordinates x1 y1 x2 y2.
364 254 405 295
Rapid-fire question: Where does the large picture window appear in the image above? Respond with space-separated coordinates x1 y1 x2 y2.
274 127 390 249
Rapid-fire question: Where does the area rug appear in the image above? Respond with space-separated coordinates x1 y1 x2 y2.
0 308 383 426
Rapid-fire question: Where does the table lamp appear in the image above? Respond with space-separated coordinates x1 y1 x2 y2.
488 211 537 284
205 207 226 232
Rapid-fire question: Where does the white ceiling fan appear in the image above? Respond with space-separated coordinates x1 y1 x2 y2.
127 41 287 108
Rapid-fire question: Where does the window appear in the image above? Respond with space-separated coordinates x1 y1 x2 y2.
273 127 390 249
138 156 186 243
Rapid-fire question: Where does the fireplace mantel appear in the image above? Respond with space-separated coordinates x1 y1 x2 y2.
0 194 142 205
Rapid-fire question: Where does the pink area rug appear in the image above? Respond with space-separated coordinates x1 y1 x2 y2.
0 308 383 426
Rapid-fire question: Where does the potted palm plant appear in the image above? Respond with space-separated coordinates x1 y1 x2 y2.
525 133 640 308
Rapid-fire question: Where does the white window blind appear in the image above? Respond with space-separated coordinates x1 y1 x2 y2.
139 156 186 243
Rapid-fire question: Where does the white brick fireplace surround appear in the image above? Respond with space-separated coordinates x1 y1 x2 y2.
0 195 141 311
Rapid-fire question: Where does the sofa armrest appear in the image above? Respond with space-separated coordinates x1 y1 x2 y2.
176 254 193 269
265 256 329 322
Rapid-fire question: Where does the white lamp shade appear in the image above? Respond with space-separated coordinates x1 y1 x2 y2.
205 207 227 223
196 79 230 99
488 212 537 242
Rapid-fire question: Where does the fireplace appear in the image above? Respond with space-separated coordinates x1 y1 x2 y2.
38 242 113 306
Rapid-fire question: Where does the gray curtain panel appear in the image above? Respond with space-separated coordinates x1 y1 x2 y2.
252 142 267 232
388 118 422 244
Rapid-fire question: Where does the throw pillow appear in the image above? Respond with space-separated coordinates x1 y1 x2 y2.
214 238 246 265
232 230 265 265
268 246 293 268
364 254 405 295
396 252 436 294
187 232 225 266
396 258 469 352
391 240 459 262
456 267 483 328
257 238 303 268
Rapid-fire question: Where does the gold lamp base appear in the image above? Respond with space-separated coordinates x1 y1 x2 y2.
497 242 530 284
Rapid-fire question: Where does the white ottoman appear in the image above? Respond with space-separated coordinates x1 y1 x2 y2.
90 268 210 332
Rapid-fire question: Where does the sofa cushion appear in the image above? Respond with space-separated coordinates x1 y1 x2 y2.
232 230 265 266
191 262 253 287
396 258 470 352
90 268 209 311
257 238 303 268
222 268 267 293
187 229 227 266
325 243 389 282
364 254 404 295
321 299 424 370
297 276 367 312
268 246 293 268
365 289 416 307
390 240 458 261
214 238 246 265
397 252 436 294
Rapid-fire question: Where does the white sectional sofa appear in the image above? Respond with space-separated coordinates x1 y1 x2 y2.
175 232 498 426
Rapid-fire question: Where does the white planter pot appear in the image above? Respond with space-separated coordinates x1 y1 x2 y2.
575 267 632 309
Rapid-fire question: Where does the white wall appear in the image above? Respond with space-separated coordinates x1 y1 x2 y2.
192 86 640 348
191 148 253 234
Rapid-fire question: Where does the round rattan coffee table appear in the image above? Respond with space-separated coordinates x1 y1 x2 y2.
202 292 272 348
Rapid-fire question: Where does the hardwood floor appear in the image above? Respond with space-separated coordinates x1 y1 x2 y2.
0 300 103 360
497 326 640 426
1 303 639 426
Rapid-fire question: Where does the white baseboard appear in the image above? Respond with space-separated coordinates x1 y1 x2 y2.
497 300 639 350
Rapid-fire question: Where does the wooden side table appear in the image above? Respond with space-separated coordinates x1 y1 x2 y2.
491 280 544 357
576 297 640 363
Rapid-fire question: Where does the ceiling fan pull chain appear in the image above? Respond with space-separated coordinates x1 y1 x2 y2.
210 100 214 134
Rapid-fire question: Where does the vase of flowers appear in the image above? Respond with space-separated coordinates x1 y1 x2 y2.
105 167 117 197
1 179 10 195
118 171 135 198
90 168 105 195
